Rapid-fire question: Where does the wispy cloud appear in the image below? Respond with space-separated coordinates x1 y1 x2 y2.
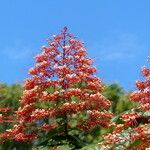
2 47 32 60
89 32 147 62
0 40 35 60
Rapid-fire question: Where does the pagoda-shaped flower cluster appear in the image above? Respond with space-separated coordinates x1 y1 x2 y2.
2 27 112 142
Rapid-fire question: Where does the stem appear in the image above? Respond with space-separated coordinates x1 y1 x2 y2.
62 29 68 136
64 113 68 136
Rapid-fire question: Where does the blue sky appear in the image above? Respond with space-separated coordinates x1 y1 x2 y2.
0 0 150 91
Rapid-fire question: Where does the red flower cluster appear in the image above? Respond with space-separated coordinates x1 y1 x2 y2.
100 58 150 150
0 108 14 123
130 64 150 111
78 110 112 131
101 124 150 150
0 102 15 143
4 27 112 142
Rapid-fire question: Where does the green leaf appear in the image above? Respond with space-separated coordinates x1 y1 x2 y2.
130 140 141 148
80 144 100 150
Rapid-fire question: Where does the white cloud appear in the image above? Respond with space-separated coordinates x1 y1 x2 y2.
3 47 31 60
89 32 147 62
0 40 35 60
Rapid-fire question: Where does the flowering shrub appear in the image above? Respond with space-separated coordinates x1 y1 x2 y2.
100 58 150 150
3 27 112 148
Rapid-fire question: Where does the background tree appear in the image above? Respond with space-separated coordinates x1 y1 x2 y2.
103 83 134 114
4 27 112 149
0 83 22 111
